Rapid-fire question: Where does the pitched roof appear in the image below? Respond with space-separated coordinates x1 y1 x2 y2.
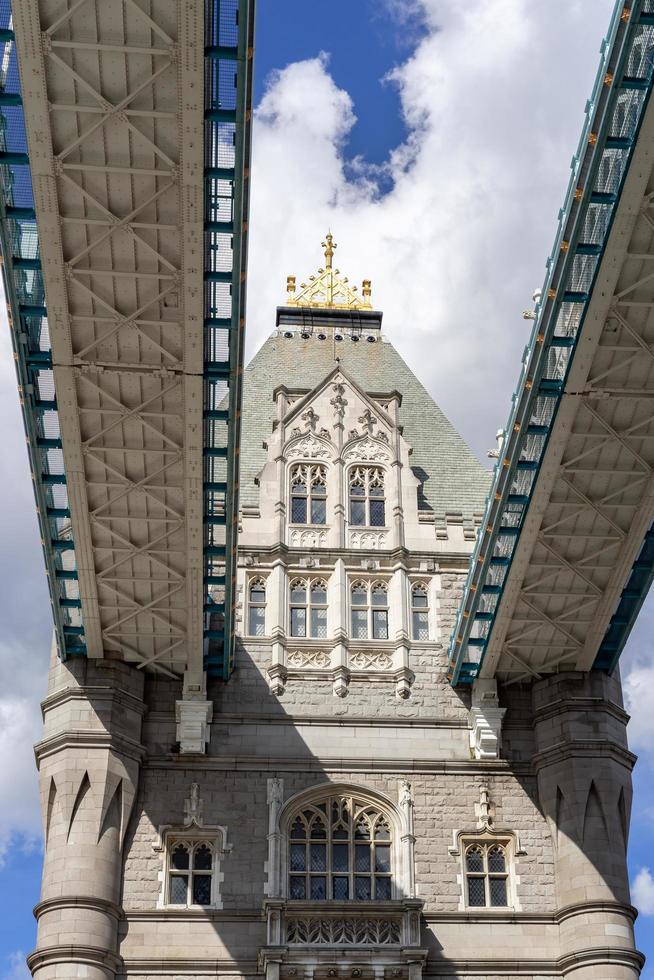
240 331 491 519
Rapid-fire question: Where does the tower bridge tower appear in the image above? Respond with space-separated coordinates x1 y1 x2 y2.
29 236 644 979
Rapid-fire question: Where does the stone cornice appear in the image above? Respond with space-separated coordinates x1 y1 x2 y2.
34 895 124 921
34 729 146 765
238 542 473 567
41 682 147 719
532 739 637 771
27 944 123 974
144 756 534 775
532 695 630 726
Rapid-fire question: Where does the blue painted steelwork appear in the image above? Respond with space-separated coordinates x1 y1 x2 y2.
0 1 85 657
203 0 254 679
449 0 654 685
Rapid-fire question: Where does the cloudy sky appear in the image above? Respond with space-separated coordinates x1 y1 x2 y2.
1 0 654 975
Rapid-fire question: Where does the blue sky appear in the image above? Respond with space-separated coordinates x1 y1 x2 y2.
1 1 654 977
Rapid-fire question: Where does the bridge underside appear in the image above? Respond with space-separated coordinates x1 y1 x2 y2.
5 0 252 681
451 2 654 685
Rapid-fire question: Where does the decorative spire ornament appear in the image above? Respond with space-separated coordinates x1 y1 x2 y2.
285 233 373 310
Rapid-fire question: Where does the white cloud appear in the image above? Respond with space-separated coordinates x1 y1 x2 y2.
633 867 654 916
0 951 31 980
623 659 654 753
248 0 615 460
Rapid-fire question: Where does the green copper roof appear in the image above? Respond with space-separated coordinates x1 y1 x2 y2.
240 327 491 521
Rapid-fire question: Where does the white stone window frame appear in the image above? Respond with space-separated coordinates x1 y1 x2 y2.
265 780 416 903
347 463 388 530
409 580 431 642
154 823 231 911
350 578 391 642
288 461 328 527
449 828 524 913
288 575 329 640
246 574 268 638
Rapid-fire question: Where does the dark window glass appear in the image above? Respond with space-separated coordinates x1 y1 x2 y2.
375 845 391 873
466 848 484 873
171 845 190 870
490 877 508 906
193 874 212 905
355 876 371 900
375 877 392 900
333 876 349 900
291 496 307 523
290 876 306 899
467 877 486 907
290 843 306 872
250 583 266 604
310 876 327 900
355 845 371 871
488 847 505 873
310 818 327 840
310 844 327 872
372 610 388 640
290 607 306 637
371 587 387 607
311 582 327 604
369 499 385 526
350 499 366 525
375 821 390 841
412 587 428 608
311 498 326 524
194 845 212 870
333 844 349 872
291 582 306 603
290 817 306 839
169 875 187 904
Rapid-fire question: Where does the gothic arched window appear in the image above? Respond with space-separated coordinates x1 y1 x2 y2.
290 464 327 525
247 578 266 636
290 578 328 638
411 583 429 640
287 794 393 901
167 839 216 906
349 466 385 527
464 841 509 908
351 581 389 640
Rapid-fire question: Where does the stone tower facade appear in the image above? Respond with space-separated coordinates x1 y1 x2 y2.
30 245 643 979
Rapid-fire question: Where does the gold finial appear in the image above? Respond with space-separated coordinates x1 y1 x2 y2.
322 231 336 269
285 233 373 310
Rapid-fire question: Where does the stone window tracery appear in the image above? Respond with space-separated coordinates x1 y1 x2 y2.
349 466 385 527
351 580 389 640
463 840 509 908
247 577 266 636
411 583 429 640
290 464 327 525
290 577 328 638
166 838 217 907
287 794 393 901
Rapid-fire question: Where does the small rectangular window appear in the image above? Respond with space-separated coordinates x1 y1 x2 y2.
291 607 306 637
311 607 327 638
248 606 265 636
311 498 326 524
372 609 388 640
412 610 429 640
369 499 385 526
291 496 307 523
351 609 368 639
350 499 366 525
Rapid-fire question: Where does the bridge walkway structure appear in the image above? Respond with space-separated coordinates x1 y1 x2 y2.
1 0 254 740
450 0 654 686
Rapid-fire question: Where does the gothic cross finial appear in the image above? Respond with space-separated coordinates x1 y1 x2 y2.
358 409 377 435
322 231 336 269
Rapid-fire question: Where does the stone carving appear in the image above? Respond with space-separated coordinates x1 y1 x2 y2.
319 428 331 440
302 407 319 431
348 428 359 440
286 916 401 945
358 409 378 435
287 649 330 669
343 436 391 463
286 434 331 460
289 528 328 548
349 529 388 550
378 431 389 444
330 382 348 419
291 426 301 437
349 651 393 670
183 783 204 827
